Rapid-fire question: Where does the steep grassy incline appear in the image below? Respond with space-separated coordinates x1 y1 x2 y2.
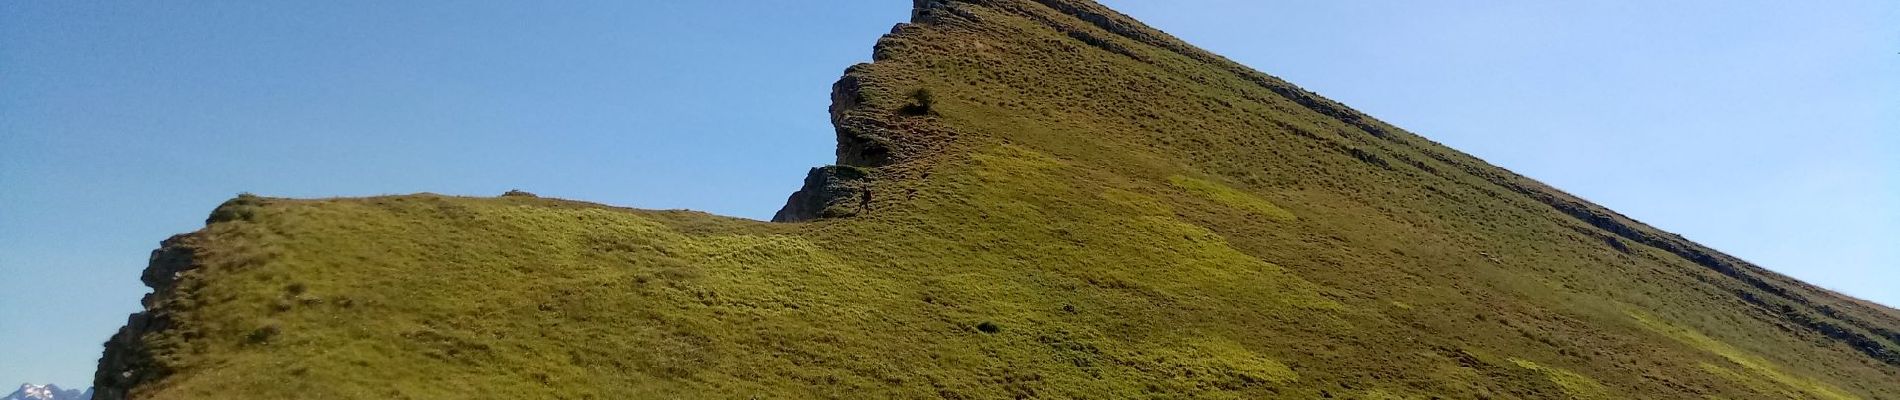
98 0 1898 398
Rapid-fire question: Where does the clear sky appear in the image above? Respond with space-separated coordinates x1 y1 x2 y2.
2 0 1893 388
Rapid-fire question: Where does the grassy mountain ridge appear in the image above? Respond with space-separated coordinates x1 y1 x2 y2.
97 0 1898 398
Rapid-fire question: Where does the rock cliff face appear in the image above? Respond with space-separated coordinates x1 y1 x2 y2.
96 195 275 400
98 1 1899 398
772 166 874 222
94 206 230 400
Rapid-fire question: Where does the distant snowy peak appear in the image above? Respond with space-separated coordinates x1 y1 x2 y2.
3 384 90 400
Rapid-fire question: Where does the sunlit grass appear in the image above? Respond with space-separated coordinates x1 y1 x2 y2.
106 0 1900 398
1630 311 1860 400
1508 358 1611 400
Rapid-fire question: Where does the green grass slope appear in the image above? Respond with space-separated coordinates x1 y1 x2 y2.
97 0 1898 398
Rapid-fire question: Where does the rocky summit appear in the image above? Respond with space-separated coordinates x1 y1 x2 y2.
95 0 1899 398
3 384 90 400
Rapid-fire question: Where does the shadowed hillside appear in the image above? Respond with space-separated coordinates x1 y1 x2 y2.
96 0 1899 398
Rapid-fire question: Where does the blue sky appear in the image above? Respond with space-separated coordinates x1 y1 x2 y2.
2 0 1893 388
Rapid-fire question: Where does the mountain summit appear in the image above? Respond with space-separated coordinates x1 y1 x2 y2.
3 384 90 400
96 0 1899 398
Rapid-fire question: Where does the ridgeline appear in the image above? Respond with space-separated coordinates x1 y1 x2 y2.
96 0 1900 398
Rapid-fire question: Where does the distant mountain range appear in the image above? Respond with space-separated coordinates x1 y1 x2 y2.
3 384 89 400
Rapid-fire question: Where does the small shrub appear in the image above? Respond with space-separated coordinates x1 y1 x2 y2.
246 324 281 344
900 88 936 116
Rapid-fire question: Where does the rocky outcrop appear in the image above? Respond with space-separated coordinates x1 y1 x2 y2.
829 65 896 168
772 166 874 222
92 233 198 400
772 67 888 222
776 10 972 223
94 196 267 400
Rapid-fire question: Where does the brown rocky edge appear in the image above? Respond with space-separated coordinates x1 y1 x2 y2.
89 3 971 395
769 1 964 222
94 195 262 400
